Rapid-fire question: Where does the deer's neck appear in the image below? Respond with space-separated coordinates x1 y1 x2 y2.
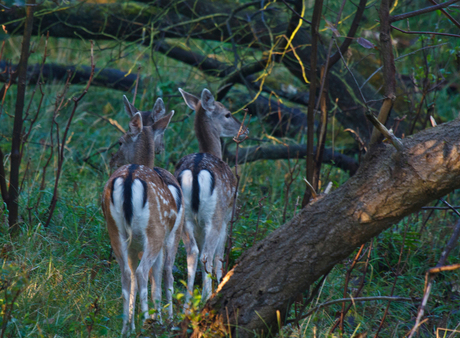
133 130 156 168
194 104 222 159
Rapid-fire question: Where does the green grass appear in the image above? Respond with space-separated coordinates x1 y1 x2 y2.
1 9 460 336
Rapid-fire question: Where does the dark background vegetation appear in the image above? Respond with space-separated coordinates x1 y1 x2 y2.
0 0 460 336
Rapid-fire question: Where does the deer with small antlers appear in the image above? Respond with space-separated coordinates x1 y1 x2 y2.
175 88 248 303
102 102 182 334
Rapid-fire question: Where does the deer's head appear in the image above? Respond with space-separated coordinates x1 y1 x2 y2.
122 96 168 154
109 110 174 169
179 88 249 140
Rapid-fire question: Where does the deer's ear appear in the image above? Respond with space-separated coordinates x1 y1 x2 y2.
129 112 143 137
152 111 174 138
201 88 215 113
179 88 199 111
152 97 166 122
123 95 138 117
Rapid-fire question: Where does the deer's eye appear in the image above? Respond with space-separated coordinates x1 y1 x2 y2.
118 141 122 146
225 113 231 118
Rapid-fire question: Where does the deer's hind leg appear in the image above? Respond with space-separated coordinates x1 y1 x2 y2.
148 243 164 322
200 215 224 301
182 218 199 309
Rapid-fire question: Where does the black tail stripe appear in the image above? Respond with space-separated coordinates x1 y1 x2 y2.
172 183 182 213
209 169 215 195
122 164 139 226
110 176 121 205
140 179 148 208
176 176 183 213
191 154 204 213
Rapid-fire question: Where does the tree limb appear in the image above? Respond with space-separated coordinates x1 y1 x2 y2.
428 0 460 29
369 0 396 146
390 0 460 22
223 144 359 175
328 0 368 69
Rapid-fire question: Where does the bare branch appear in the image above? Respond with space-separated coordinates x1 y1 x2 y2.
369 0 396 147
366 110 404 151
328 0 368 69
390 0 460 22
44 41 95 228
428 0 460 29
390 25 460 38
302 0 324 207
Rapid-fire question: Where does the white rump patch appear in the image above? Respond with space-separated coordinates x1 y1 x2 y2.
180 170 193 213
131 179 150 233
110 177 150 246
198 170 217 223
110 177 124 228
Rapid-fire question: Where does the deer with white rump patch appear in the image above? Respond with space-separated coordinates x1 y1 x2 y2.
102 107 182 334
175 88 248 303
112 96 185 320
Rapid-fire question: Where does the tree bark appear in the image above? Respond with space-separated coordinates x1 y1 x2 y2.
7 0 35 233
187 118 460 337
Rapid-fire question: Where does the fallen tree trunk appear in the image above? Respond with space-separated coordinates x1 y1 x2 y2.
223 144 359 175
0 61 309 137
186 118 460 337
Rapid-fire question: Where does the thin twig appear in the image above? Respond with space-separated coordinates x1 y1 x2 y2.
329 0 368 68
333 39 369 109
21 32 49 161
340 244 365 333
390 25 460 38
44 41 95 228
330 240 373 333
428 264 460 274
440 198 460 217
361 43 447 90
366 111 404 151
